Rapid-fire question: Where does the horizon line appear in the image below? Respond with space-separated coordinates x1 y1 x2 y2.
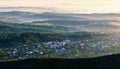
0 6 120 14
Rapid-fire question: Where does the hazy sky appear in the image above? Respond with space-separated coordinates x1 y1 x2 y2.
0 0 120 13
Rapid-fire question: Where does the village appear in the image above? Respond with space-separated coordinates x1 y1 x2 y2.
0 38 114 61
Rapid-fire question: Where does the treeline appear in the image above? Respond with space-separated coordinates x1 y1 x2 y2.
0 32 104 48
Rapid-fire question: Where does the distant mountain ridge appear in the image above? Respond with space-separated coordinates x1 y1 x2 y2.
0 11 120 33
0 11 120 23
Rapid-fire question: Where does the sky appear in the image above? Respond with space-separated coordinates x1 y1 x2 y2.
0 0 120 13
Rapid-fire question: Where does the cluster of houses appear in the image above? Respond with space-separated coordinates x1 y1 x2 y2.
0 39 114 61
43 39 71 48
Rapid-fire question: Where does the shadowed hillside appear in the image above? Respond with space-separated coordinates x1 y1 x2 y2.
0 54 120 69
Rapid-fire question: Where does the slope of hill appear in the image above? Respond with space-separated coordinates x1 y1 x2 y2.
0 54 120 69
0 11 120 62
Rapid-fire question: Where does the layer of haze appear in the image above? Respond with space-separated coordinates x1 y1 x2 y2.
0 0 120 13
